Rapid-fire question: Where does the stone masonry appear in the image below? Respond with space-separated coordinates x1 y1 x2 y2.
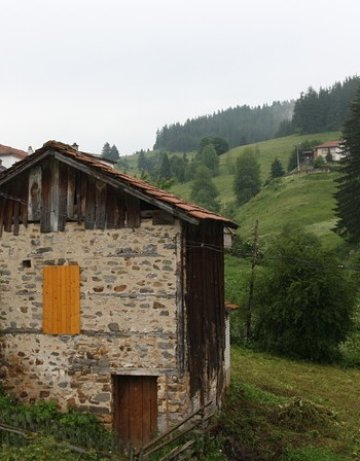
0 220 192 430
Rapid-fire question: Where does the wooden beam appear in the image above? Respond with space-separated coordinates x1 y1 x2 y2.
53 152 200 226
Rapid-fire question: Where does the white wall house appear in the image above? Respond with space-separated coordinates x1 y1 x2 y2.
314 141 344 162
0 144 28 169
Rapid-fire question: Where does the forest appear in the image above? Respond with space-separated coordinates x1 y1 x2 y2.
153 75 360 153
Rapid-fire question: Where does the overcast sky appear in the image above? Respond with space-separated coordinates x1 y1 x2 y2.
1 0 359 155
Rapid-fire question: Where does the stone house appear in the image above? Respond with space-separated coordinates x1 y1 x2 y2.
0 141 237 448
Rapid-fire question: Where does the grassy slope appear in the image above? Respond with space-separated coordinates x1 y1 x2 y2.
220 347 360 460
235 172 343 250
170 131 340 203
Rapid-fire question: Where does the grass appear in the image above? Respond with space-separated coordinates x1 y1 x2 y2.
217 347 360 461
170 131 341 203
234 172 343 250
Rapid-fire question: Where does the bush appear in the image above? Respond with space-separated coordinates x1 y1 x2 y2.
253 226 357 362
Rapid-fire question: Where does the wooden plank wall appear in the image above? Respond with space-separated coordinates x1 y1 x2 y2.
184 222 225 401
0 158 144 235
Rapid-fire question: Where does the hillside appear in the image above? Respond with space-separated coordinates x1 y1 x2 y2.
170 132 341 248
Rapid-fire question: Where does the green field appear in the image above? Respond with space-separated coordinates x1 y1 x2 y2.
170 131 340 204
219 346 360 460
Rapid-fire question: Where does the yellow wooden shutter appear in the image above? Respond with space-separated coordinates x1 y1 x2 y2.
43 265 80 334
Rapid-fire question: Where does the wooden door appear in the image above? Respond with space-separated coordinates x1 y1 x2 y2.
112 375 158 448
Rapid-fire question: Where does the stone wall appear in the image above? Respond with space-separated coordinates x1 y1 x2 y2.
0 220 192 430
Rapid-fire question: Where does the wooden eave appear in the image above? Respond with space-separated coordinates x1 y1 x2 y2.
0 142 238 229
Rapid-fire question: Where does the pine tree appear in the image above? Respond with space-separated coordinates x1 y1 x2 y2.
137 150 147 172
190 165 220 212
196 143 219 176
270 158 285 179
233 149 261 205
159 153 171 180
109 144 120 161
335 88 360 242
101 142 111 159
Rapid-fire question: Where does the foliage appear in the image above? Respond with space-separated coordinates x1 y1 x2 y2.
335 87 360 243
199 137 229 155
270 157 285 178
0 436 90 461
340 297 360 366
233 148 261 205
137 150 148 172
0 392 113 456
314 155 326 168
292 76 360 134
218 347 360 461
253 226 356 362
101 143 119 162
196 143 219 176
154 101 294 152
287 140 322 171
159 152 171 180
190 165 220 212
283 447 347 461
101 142 111 159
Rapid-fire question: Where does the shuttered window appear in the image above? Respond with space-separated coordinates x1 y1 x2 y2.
43 265 80 334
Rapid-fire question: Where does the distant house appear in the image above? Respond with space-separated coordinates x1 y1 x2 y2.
0 141 237 448
0 144 28 169
314 141 343 162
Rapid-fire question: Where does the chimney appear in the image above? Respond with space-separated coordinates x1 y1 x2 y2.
72 143 79 151
28 146 33 155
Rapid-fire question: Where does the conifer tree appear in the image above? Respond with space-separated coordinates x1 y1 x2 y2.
270 158 285 179
196 143 219 176
101 142 111 159
233 149 261 205
159 153 171 180
335 88 360 242
190 165 220 212
109 144 120 161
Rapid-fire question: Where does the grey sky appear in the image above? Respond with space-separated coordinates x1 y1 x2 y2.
1 0 359 155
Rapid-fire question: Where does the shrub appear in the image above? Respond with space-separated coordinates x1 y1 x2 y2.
253 226 356 362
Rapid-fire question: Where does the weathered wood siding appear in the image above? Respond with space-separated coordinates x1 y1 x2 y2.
0 157 146 234
184 222 225 401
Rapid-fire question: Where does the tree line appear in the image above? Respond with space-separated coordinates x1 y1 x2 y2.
278 75 360 135
153 76 360 154
154 101 294 152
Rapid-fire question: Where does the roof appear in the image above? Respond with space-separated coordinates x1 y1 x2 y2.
315 141 342 149
0 140 238 229
0 144 27 159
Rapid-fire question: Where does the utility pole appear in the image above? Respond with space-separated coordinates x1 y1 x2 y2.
245 219 259 342
296 144 300 172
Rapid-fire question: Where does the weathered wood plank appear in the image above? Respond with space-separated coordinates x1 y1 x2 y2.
49 159 60 232
126 194 140 228
67 167 76 219
53 152 201 226
0 198 4 237
79 173 87 223
84 177 96 229
152 210 175 226
58 162 68 231
106 187 117 229
3 197 13 233
40 159 52 233
28 166 41 221
20 174 29 228
95 181 106 229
